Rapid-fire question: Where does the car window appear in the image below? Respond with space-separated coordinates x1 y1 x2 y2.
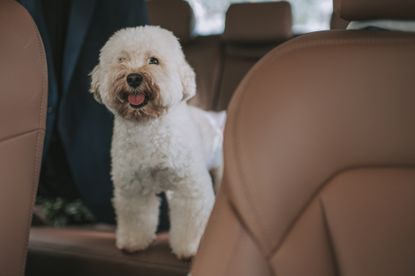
185 0 333 35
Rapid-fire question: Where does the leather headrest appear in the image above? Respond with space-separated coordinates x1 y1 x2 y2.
147 0 195 43
334 0 415 21
223 1 292 44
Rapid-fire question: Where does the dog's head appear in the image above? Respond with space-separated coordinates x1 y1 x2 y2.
90 26 196 121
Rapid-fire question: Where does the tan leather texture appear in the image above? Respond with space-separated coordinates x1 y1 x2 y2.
215 2 293 110
215 44 278 111
272 169 415 275
0 1 47 276
334 0 415 20
223 1 292 43
185 36 222 110
191 191 272 276
27 227 189 276
192 30 415 275
147 0 195 43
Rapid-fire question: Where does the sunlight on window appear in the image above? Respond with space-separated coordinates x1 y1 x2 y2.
185 0 333 35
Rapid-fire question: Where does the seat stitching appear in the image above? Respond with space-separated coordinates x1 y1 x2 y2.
0 128 43 144
19 2 48 275
227 77 270 249
319 197 341 276
267 165 415 260
223 221 243 275
223 193 274 276
227 194 274 274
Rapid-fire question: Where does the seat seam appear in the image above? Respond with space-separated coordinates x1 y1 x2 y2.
319 197 341 276
218 190 274 275
267 164 415 259
0 128 43 144
23 129 45 274
18 1 48 274
213 191 245 275
227 75 271 252
222 221 244 276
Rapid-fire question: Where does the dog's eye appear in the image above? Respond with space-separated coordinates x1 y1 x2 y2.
149 57 159 65
118 57 127 63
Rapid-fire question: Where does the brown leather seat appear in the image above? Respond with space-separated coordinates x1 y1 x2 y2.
185 36 222 110
0 1 48 275
330 12 349 29
27 226 188 276
215 1 292 110
147 0 195 44
147 0 222 110
191 0 415 275
26 2 195 276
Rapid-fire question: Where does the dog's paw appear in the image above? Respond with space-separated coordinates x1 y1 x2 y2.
170 240 198 260
115 229 155 253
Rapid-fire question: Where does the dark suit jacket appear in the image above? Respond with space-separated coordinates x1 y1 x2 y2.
20 0 148 223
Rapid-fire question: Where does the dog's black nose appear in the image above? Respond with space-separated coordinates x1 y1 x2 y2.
126 73 143 88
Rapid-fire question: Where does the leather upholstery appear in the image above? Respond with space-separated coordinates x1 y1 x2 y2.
192 28 415 276
27 227 189 276
215 2 292 110
330 12 349 30
0 1 47 275
185 36 222 110
223 1 292 43
334 0 415 20
147 0 221 110
147 0 195 43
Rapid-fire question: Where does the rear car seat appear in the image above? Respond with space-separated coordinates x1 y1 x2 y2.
27 226 188 276
147 0 222 110
330 12 349 29
215 1 292 110
25 1 200 276
191 0 415 275
0 1 48 275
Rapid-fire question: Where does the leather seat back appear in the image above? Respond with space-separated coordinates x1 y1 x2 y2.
147 0 195 44
0 1 48 275
330 12 349 29
192 0 415 275
147 0 222 110
215 1 292 110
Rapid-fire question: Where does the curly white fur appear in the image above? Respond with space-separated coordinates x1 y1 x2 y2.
90 26 224 259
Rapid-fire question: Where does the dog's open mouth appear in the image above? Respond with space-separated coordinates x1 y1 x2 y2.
127 93 148 109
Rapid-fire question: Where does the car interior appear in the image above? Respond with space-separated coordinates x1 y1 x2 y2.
1 0 415 275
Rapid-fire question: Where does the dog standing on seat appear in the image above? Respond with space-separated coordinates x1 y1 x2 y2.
89 26 225 259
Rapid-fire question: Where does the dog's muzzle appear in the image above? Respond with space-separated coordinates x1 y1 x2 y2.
118 73 150 109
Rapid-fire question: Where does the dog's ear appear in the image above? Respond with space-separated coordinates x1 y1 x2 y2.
180 60 196 102
89 64 102 103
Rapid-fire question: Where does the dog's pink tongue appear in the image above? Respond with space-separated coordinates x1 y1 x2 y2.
128 94 145 106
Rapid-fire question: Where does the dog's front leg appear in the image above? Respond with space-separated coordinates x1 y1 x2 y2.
167 180 215 259
113 192 160 253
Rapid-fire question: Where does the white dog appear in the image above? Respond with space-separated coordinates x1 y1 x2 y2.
89 26 225 259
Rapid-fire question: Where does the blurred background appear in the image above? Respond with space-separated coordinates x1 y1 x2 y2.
185 0 332 34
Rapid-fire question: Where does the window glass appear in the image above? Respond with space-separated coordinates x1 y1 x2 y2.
185 0 333 35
